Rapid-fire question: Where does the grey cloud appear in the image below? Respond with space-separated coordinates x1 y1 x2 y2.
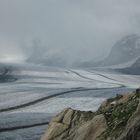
0 0 140 66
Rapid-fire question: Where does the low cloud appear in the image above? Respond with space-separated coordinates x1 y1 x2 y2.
0 0 140 66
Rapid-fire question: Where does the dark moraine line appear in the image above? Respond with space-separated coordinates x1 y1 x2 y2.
69 70 125 87
0 121 49 132
69 70 96 81
88 70 123 83
0 87 123 113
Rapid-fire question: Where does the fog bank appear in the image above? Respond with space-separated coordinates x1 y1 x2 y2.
0 0 140 66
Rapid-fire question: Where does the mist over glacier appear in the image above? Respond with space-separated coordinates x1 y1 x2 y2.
0 0 140 66
1 1 140 140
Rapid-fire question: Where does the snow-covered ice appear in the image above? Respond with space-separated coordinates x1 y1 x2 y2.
0 64 139 140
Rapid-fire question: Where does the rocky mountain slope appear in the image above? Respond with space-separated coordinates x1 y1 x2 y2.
78 34 140 68
41 88 140 140
101 34 140 66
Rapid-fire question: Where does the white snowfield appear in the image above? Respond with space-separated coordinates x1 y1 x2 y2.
0 65 139 140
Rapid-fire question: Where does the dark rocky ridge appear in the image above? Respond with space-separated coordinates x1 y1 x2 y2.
41 88 140 140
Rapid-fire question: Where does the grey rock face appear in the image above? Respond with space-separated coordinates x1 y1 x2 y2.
41 108 95 140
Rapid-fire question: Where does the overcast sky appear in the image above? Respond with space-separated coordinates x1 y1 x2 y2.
0 0 140 65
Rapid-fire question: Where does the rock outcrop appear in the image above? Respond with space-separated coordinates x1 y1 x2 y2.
41 88 140 140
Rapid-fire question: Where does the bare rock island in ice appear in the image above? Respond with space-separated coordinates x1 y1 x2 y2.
41 88 140 140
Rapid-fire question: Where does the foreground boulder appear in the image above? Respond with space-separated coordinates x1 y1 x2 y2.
41 88 140 140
